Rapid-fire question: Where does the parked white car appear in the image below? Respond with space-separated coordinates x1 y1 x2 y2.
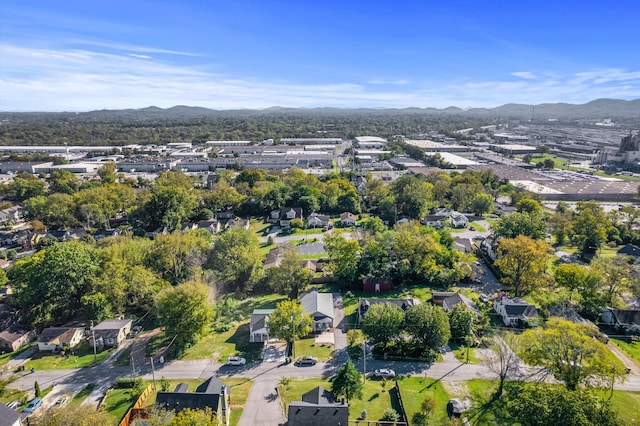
226 356 246 366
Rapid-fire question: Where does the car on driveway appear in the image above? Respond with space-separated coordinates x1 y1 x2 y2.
372 369 396 379
23 398 42 414
479 293 490 303
226 356 246 366
295 356 318 366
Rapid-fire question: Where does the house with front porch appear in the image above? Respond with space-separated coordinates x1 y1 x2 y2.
37 327 84 352
307 213 330 228
300 290 334 333
249 309 274 343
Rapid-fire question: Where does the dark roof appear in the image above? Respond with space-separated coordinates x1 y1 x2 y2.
431 292 457 305
196 376 229 395
617 244 640 257
359 298 419 317
611 309 640 326
0 403 22 426
155 376 229 414
442 293 481 316
504 304 538 319
38 327 82 344
301 386 338 405
288 387 348 426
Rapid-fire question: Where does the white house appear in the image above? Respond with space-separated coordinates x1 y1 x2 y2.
307 213 330 228
37 327 84 352
300 291 334 333
91 319 132 348
450 213 469 228
249 309 274 343
340 212 357 226
0 402 23 425
278 207 304 228
493 297 539 327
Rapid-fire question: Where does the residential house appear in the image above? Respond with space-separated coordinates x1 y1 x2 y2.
421 214 446 229
453 236 474 253
0 402 24 426
357 298 420 324
493 297 539 327
197 219 221 234
93 228 122 241
601 308 640 334
0 206 24 228
264 246 286 270
307 213 330 228
287 386 348 426
226 217 250 230
37 327 84 352
278 207 304 228
90 319 132 348
155 376 230 421
249 309 274 343
45 229 71 242
441 293 481 317
340 212 357 227
300 290 334 333
450 212 469 228
0 329 35 352
431 292 457 306
180 222 198 231
216 210 235 220
617 244 640 260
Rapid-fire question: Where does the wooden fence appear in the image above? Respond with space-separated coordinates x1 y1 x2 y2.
118 384 154 426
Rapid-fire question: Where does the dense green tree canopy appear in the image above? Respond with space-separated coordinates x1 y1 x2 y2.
518 318 625 391
207 228 264 294
10 241 99 327
362 302 405 346
405 303 451 350
265 300 312 345
155 281 214 354
331 360 363 403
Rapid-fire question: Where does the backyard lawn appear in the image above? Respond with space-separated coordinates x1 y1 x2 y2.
26 342 112 370
294 338 334 361
158 293 288 362
104 386 139 423
181 322 263 363
396 376 451 425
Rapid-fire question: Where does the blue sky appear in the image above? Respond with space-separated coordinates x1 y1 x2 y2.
2 0 640 111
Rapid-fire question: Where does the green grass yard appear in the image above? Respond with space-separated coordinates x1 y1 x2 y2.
610 337 640 366
294 338 334 361
396 376 451 425
26 342 112 370
278 377 394 421
104 387 139 422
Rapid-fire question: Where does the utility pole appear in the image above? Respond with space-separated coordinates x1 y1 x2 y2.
90 320 97 365
150 356 157 390
131 354 136 378
362 343 366 383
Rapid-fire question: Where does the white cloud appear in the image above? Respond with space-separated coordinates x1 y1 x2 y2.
128 53 152 60
1 43 640 111
511 71 537 80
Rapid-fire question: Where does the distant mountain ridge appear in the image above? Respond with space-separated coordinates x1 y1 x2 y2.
3 98 640 120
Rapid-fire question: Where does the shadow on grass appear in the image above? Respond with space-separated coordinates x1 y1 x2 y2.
225 324 263 361
368 392 379 401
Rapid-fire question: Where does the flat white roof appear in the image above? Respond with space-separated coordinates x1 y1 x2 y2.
426 152 477 166
354 136 388 143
